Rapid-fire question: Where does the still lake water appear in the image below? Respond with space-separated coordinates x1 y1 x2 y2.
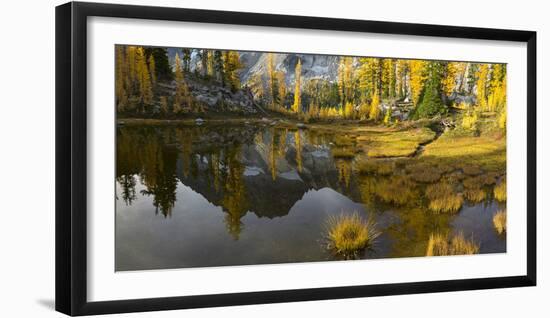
115 122 506 271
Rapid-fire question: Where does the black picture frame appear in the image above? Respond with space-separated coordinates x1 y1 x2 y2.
55 1 537 316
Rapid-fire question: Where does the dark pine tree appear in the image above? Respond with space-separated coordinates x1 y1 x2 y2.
144 47 172 81
182 48 192 73
412 62 447 119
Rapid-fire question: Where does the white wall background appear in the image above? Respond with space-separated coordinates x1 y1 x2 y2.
0 0 546 316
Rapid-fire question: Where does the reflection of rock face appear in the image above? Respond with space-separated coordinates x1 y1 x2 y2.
175 128 358 219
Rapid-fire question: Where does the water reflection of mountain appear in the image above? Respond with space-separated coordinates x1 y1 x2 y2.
176 138 361 219
116 124 507 267
116 123 363 238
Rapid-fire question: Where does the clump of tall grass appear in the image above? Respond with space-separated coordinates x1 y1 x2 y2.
425 182 463 213
463 187 487 203
463 173 498 189
493 209 507 234
325 212 380 258
494 180 507 202
426 232 480 256
425 233 449 256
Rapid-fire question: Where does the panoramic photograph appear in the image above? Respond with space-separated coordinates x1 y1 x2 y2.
115 45 507 271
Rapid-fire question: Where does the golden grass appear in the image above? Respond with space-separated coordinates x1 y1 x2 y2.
463 187 487 203
449 232 480 255
425 182 463 213
462 173 498 189
426 232 480 256
493 209 507 234
461 165 483 176
326 212 380 258
360 127 435 158
333 134 355 146
426 233 449 256
407 163 442 183
494 180 507 202
445 171 466 183
420 130 506 173
356 160 394 175
331 147 356 158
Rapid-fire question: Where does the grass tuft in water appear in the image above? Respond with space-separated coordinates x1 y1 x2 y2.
463 187 487 203
425 182 463 213
494 180 507 202
426 232 479 256
493 210 507 234
325 212 380 259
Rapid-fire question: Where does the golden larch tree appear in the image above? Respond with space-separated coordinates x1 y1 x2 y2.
475 64 489 110
292 59 302 113
409 60 427 106
442 62 458 96
369 89 381 120
267 53 277 109
136 47 153 109
115 46 128 111
276 71 286 108
223 51 242 91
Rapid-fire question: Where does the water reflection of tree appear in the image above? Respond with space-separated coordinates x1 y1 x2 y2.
176 129 193 178
116 127 179 217
267 128 288 180
357 173 454 257
116 128 141 205
336 159 352 188
295 130 303 172
221 145 248 240
117 174 137 205
175 125 250 239
139 131 178 217
209 150 221 193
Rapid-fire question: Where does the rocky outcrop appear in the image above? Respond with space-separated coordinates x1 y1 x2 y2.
187 80 258 113
158 78 260 114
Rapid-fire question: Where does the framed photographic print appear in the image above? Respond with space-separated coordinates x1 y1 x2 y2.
55 1 536 316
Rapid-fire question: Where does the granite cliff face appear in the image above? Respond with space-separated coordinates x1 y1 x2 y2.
168 48 341 88
163 49 343 113
238 52 340 86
